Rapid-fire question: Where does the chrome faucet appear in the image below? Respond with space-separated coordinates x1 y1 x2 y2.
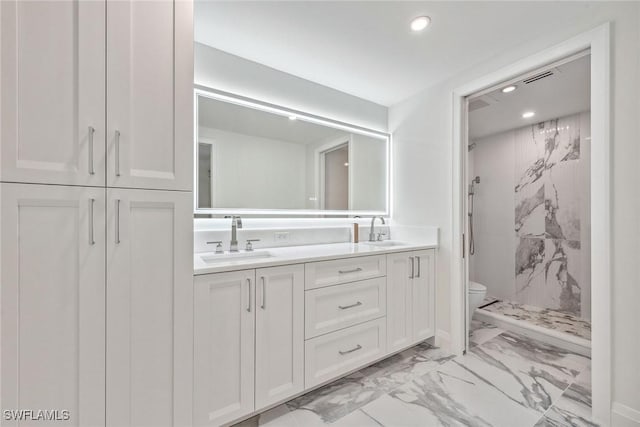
369 216 386 242
230 216 243 252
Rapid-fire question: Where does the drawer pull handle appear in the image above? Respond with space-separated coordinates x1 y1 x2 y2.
338 301 362 310
339 344 362 355
338 267 363 274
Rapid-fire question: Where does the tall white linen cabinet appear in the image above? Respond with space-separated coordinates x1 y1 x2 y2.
0 1 194 426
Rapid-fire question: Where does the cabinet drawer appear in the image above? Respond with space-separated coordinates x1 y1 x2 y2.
305 255 386 290
304 318 386 387
305 277 386 338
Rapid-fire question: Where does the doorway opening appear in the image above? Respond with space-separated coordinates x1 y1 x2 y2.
197 141 214 209
465 52 592 356
319 142 350 210
452 24 610 424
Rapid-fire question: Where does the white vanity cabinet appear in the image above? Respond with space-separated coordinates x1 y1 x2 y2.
1 183 107 426
106 188 193 427
411 250 436 342
194 265 304 426
193 248 436 425
194 270 256 427
106 0 193 191
1 0 193 191
387 250 436 353
1 0 106 186
255 265 305 408
0 1 194 425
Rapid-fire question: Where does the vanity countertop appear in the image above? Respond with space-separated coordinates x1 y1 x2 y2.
194 241 438 275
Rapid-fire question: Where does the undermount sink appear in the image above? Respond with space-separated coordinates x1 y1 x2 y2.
200 250 273 264
360 240 408 247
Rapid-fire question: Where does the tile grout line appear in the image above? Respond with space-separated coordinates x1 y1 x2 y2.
359 408 386 427
534 381 574 425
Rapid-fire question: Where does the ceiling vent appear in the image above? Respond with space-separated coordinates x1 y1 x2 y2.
469 98 490 112
523 70 554 84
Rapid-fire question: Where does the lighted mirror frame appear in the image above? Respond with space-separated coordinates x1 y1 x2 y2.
193 86 391 216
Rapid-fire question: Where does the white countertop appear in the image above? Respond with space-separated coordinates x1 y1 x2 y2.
193 241 438 275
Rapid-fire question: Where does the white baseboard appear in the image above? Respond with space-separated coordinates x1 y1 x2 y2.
435 329 451 353
612 402 640 426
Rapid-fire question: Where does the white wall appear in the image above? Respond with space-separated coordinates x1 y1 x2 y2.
199 127 307 209
195 43 388 132
389 3 640 419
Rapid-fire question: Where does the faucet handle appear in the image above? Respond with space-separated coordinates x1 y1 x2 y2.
376 232 387 241
245 239 260 252
206 240 224 254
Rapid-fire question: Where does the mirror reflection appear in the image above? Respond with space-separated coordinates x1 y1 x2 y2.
196 93 388 213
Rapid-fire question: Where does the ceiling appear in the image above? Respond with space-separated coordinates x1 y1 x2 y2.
198 96 345 145
195 1 601 106
469 54 590 139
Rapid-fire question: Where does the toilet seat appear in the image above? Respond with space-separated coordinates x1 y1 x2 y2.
469 281 487 293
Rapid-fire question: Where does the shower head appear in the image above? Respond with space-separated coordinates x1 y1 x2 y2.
468 142 477 152
468 176 480 195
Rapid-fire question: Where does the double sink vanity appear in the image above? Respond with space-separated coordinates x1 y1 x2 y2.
193 234 437 426
193 84 437 426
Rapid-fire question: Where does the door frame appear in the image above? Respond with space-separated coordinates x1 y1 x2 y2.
450 23 611 424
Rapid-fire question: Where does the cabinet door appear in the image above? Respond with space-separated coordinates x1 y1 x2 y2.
106 0 193 191
194 270 255 427
412 250 436 343
106 188 193 427
386 252 414 353
1 183 106 426
255 265 304 409
1 0 106 186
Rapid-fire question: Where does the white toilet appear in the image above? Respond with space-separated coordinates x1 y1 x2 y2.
468 281 487 327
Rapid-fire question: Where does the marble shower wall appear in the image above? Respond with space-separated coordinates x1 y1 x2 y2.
470 111 591 319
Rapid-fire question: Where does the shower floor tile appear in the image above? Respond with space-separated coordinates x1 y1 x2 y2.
478 299 591 341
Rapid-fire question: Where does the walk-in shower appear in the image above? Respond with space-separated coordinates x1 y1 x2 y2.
465 53 592 356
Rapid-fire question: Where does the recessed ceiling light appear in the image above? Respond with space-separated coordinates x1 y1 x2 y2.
502 85 517 93
410 16 431 32
288 115 297 121
522 111 535 119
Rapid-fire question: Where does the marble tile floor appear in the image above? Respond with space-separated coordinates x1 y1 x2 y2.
232 321 595 427
479 299 591 341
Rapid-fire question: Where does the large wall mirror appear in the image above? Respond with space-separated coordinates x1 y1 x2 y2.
195 88 390 215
